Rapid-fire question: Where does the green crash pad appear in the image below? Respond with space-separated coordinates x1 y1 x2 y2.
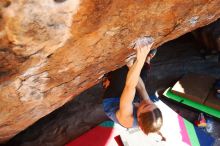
171 73 216 104
163 88 220 118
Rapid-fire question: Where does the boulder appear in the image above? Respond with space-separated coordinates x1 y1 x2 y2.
0 0 220 143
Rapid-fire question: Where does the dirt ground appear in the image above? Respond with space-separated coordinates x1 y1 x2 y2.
4 33 220 146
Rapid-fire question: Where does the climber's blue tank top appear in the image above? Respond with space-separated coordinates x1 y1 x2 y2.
102 97 138 128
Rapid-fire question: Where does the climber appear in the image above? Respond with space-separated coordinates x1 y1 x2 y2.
102 38 164 138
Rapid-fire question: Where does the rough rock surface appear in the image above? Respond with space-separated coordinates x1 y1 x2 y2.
0 0 220 142
5 34 220 146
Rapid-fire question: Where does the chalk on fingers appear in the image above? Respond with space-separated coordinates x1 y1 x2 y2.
131 36 154 50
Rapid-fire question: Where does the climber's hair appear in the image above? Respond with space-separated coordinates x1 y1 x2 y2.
138 108 163 134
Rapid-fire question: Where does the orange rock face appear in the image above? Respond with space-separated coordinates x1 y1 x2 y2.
0 0 220 143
